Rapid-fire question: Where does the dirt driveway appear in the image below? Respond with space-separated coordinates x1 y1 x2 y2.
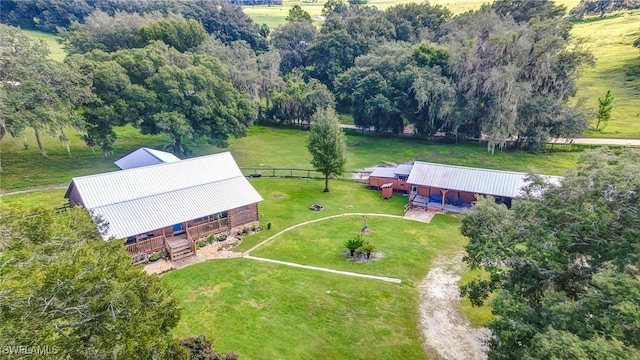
418 254 491 359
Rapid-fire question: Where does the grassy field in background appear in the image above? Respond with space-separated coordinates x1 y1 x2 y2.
0 125 579 192
0 126 172 191
573 11 640 138
244 0 582 29
20 29 66 62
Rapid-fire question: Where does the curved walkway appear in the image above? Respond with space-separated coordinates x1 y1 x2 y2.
242 212 405 254
244 255 401 283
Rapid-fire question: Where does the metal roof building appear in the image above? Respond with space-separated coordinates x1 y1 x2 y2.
407 161 562 198
114 147 181 170
65 152 263 240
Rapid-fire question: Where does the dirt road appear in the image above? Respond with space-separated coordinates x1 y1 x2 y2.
418 254 491 360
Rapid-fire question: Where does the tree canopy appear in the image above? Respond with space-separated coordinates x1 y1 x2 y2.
0 204 181 358
0 24 91 159
73 43 255 154
461 148 640 359
306 107 347 192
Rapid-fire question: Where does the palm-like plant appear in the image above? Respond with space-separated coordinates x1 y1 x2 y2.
362 242 376 259
344 235 364 257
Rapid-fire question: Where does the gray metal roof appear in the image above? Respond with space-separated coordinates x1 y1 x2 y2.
370 167 397 178
370 164 414 178
66 152 263 239
114 147 181 170
395 164 413 175
407 161 562 198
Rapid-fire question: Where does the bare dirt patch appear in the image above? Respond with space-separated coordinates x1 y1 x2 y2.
339 251 384 263
418 254 491 360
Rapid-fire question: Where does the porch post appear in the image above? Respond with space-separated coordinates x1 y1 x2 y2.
441 189 448 210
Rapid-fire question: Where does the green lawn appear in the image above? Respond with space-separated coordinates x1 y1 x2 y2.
164 258 427 359
573 11 640 138
235 178 408 252
0 125 172 191
0 189 67 208
251 214 467 284
162 179 478 359
458 268 494 327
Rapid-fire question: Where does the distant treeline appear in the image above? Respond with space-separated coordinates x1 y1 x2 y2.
0 0 268 50
230 0 284 5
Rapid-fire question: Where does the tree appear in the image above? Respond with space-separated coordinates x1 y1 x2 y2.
594 89 614 130
0 24 91 157
270 21 317 74
306 107 347 192
0 203 182 359
60 10 158 54
362 242 375 259
74 43 256 154
179 335 238 360
443 7 593 151
178 0 269 51
285 5 312 23
139 17 208 52
265 72 333 127
383 2 452 42
460 148 640 359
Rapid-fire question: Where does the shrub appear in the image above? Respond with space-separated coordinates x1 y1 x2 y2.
242 227 249 234
149 251 168 262
251 223 257 232
197 240 207 248
344 235 364 257
362 242 376 259
208 234 215 242
267 222 272 230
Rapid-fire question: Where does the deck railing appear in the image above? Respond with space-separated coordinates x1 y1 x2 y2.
126 235 165 255
186 218 230 241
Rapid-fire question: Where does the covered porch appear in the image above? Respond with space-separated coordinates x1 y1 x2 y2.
125 216 231 262
409 192 474 213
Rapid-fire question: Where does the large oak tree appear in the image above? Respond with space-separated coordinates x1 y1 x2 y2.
461 148 640 359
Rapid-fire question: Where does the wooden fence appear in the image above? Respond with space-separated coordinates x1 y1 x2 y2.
240 168 372 182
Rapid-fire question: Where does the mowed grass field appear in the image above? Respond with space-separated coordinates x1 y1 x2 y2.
165 258 428 359
0 125 579 193
163 181 468 359
250 214 466 283
573 11 640 138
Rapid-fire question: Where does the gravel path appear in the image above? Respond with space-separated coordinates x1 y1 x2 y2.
419 254 491 360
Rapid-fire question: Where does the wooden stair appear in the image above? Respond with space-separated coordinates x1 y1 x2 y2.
167 237 194 261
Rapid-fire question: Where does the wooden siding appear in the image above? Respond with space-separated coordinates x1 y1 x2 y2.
230 203 259 228
369 176 409 192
